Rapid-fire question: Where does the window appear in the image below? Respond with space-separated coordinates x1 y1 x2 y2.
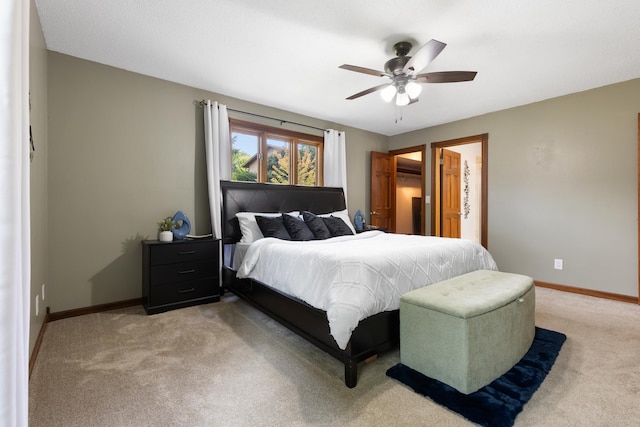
230 119 323 186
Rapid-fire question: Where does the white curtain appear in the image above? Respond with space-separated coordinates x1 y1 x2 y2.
0 0 30 425
203 100 230 239
324 129 348 205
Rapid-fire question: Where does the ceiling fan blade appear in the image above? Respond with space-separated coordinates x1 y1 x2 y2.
402 39 447 75
414 71 477 83
339 64 390 77
345 83 391 100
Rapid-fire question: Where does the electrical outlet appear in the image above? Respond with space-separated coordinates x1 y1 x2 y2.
35 295 39 316
42 283 45 300
554 259 563 270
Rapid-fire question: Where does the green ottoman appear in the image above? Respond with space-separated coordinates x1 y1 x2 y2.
400 270 535 394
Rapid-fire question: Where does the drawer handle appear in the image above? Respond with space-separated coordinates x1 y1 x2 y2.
178 269 196 274
178 288 195 294
178 250 196 255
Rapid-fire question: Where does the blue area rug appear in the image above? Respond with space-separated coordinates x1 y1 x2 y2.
386 327 566 427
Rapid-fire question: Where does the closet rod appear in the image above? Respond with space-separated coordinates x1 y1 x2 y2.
200 100 328 133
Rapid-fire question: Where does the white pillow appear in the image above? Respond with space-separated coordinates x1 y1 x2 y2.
236 211 300 243
319 209 357 235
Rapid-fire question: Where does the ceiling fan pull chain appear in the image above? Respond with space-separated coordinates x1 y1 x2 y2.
395 106 403 124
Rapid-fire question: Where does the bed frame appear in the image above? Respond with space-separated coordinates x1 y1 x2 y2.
220 181 399 388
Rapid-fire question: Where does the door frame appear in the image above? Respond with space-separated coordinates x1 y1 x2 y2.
390 144 427 235
431 133 488 248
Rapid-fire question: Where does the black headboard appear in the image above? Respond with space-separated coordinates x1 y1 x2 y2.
221 181 347 244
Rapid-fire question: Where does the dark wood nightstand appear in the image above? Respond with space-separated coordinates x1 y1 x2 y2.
142 238 220 314
356 225 388 233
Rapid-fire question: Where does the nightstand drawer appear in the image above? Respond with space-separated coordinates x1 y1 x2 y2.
149 261 217 286
149 241 218 265
147 278 218 307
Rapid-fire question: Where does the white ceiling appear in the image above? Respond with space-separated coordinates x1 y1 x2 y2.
35 0 640 136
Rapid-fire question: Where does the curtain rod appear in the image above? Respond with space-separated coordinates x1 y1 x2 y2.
200 100 329 133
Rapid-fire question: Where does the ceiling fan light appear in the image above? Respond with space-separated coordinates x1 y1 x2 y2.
406 81 422 99
380 85 397 102
396 92 410 106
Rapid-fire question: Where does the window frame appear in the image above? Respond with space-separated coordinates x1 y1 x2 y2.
229 119 324 186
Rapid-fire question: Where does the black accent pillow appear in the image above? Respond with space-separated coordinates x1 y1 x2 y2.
302 211 332 240
323 216 354 237
255 215 291 240
282 214 315 241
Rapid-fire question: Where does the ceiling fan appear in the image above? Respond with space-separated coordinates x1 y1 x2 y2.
339 39 477 106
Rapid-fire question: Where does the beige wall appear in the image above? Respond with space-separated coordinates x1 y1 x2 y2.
29 0 49 354
46 52 387 312
43 49 640 313
390 80 640 298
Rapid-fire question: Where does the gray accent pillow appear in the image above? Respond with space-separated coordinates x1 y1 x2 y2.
282 214 315 241
323 216 354 237
302 211 332 240
255 215 291 240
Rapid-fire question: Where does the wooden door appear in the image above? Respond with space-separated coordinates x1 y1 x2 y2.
441 148 461 238
431 134 488 248
370 151 396 231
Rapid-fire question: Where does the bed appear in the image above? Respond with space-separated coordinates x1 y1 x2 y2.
220 180 497 387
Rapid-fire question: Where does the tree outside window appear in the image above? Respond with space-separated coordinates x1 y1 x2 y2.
230 119 323 186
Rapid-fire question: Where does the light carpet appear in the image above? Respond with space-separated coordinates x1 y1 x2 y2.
29 287 640 426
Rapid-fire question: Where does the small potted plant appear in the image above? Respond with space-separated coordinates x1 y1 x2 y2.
157 216 176 242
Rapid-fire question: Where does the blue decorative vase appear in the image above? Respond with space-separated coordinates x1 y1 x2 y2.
171 210 191 240
354 209 365 231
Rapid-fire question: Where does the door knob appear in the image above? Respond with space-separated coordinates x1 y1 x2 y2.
370 211 378 215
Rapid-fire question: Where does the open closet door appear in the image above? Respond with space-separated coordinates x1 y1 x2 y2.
370 151 396 231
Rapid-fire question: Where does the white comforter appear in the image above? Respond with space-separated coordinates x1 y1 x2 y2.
237 231 498 349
